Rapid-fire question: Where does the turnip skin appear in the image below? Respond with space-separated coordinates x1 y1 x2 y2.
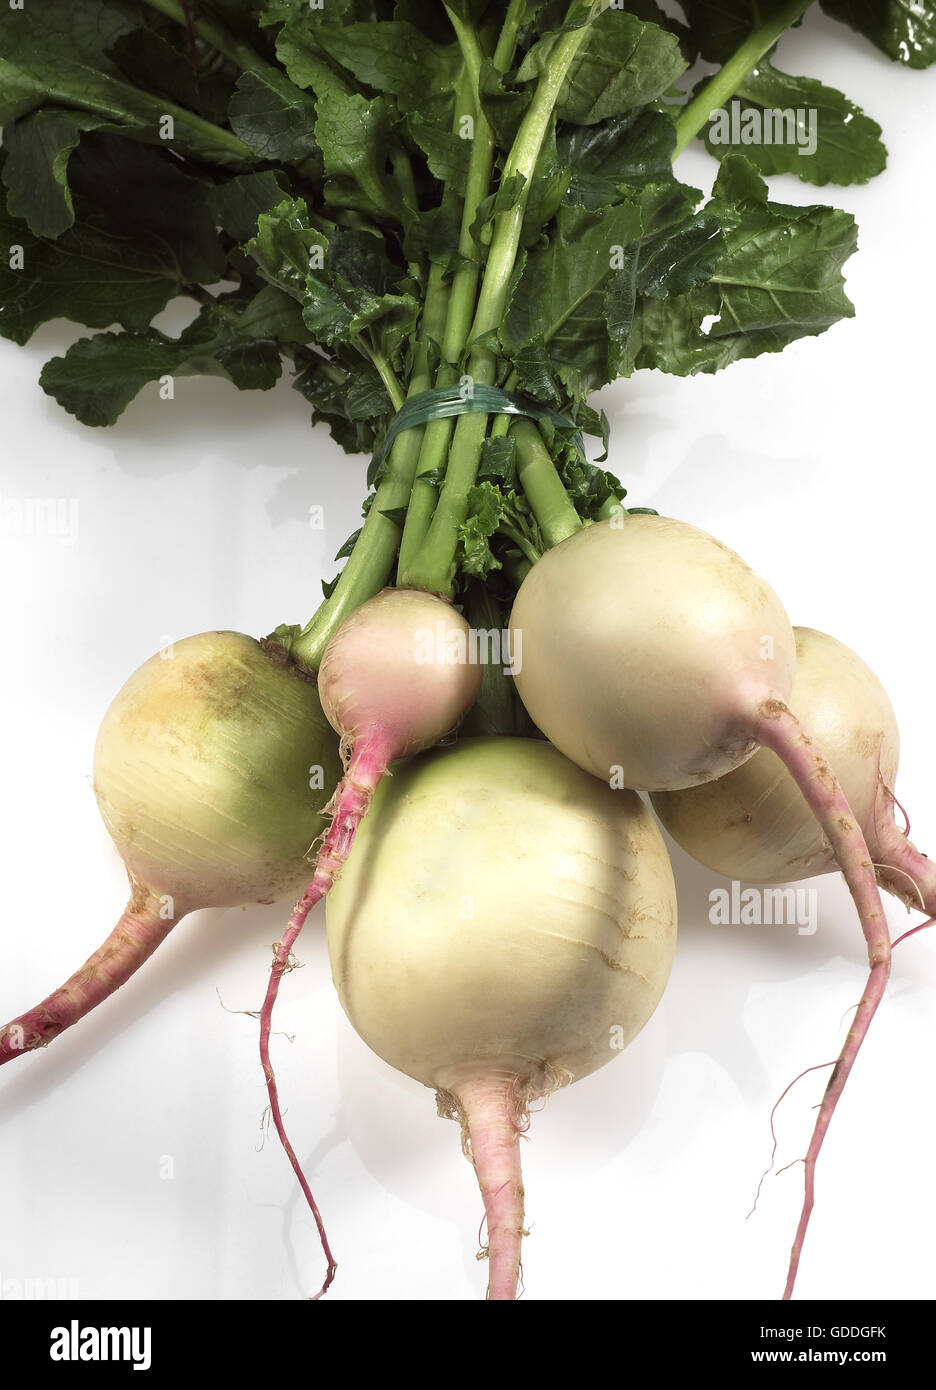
326 737 677 1298
0 632 341 1065
652 628 901 883
509 515 797 792
95 631 343 911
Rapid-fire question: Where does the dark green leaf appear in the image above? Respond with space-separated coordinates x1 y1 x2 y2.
37 286 301 424
211 169 293 244
681 0 794 63
109 26 237 125
407 113 472 187
334 527 363 561
0 0 252 166
821 0 936 68
631 157 859 375
0 203 181 345
309 20 459 108
699 62 887 185
314 90 401 220
517 9 685 124
66 134 228 285
229 67 320 161
1 110 108 239
478 435 519 490
502 200 644 396
558 110 676 210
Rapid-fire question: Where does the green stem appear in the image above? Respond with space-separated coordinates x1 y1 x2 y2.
595 494 626 522
511 419 582 548
364 340 406 413
396 1 526 579
404 4 601 596
290 261 450 671
140 0 275 72
64 79 254 163
391 148 419 212
672 0 815 157
498 522 541 568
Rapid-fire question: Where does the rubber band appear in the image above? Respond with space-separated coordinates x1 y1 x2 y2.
366 382 587 487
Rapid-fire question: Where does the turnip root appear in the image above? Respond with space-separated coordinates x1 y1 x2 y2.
259 587 482 1293
651 627 936 916
0 631 341 1066
508 516 890 1298
325 737 678 1300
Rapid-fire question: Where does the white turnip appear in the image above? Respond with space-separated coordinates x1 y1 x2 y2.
508 515 890 1298
0 631 342 1066
325 736 677 1300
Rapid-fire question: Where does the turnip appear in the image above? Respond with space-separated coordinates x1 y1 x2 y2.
325 736 677 1300
258 587 482 1293
508 515 890 1297
650 627 915 889
0 631 342 1066
651 625 936 962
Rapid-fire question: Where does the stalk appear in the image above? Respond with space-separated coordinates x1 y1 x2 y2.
673 0 816 156
140 0 276 73
511 420 582 547
289 260 450 671
397 0 526 577
66 80 255 164
403 4 603 596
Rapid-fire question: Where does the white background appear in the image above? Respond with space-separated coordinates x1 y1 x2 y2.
1 11 935 1303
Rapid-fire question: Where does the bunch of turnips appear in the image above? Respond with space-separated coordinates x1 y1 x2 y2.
1 0 934 1300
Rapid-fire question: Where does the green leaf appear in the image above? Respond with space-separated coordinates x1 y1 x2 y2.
478 435 519 490
407 113 472 188
334 527 363 561
67 134 228 285
477 58 532 149
293 350 388 454
558 110 676 210
109 25 237 125
0 0 138 124
638 213 722 299
821 0 936 68
502 200 644 397
0 0 251 166
1 110 109 239
314 90 401 220
245 195 323 298
457 480 507 579
0 204 181 346
229 67 320 161
699 62 887 186
308 20 460 110
517 9 686 124
211 169 293 244
631 157 859 375
681 0 793 63
38 286 301 425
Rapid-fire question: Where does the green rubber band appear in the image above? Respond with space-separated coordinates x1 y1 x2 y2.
366 382 587 488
